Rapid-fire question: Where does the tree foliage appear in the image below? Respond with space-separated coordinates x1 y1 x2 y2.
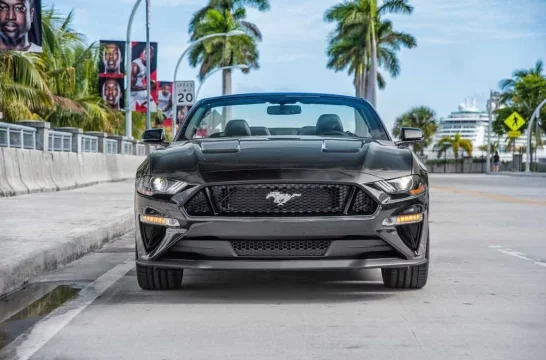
437 134 473 159
392 106 437 155
0 7 123 134
493 60 546 136
324 0 415 104
188 0 269 95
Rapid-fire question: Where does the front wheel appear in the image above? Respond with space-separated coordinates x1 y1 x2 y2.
136 264 183 290
381 237 429 289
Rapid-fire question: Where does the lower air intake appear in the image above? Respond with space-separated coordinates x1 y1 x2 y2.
231 240 331 257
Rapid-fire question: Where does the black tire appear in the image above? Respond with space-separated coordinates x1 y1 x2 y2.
381 236 429 289
137 264 183 290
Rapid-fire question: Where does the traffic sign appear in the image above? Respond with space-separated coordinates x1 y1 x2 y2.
507 131 521 138
504 111 526 131
175 81 195 106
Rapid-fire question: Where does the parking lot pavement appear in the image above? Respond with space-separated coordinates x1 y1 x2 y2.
1 174 545 360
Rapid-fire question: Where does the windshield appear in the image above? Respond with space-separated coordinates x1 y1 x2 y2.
179 97 390 141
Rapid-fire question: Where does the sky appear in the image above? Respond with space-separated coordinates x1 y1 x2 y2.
49 0 546 131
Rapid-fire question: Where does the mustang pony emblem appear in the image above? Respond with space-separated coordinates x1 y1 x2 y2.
266 191 302 206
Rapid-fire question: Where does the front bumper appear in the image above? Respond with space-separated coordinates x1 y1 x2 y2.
134 184 429 271
136 257 427 271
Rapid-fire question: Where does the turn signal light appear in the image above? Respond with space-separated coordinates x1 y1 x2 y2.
409 183 425 195
140 215 180 227
382 213 423 226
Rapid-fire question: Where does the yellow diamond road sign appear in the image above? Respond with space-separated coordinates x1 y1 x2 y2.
504 112 526 131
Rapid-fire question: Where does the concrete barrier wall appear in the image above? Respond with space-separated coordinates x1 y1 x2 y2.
0 148 145 197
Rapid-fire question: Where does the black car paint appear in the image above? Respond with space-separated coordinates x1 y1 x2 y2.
134 93 429 271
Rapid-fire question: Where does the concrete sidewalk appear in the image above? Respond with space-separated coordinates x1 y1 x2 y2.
0 180 135 297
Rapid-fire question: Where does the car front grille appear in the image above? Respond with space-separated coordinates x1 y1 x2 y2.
231 240 331 257
184 183 378 217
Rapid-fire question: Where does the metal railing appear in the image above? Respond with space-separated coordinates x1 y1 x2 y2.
105 139 118 154
136 144 146 156
0 122 36 149
48 130 72 152
81 135 99 153
122 141 134 155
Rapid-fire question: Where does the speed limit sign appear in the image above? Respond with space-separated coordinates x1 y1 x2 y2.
175 81 195 106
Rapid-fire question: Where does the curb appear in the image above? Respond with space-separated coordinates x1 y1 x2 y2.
488 172 546 178
0 210 134 298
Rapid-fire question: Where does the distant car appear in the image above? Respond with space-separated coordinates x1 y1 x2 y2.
135 93 430 290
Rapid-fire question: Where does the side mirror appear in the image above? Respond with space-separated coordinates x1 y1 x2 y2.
397 127 424 145
142 128 168 145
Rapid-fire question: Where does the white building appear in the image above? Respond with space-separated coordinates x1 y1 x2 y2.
427 98 545 162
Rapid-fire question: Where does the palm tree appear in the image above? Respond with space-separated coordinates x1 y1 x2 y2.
189 0 269 96
392 106 437 156
437 134 473 159
0 51 53 121
0 8 118 132
478 142 499 155
324 0 414 107
326 17 415 98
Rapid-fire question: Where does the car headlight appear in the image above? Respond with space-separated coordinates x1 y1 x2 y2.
374 175 425 195
136 176 188 196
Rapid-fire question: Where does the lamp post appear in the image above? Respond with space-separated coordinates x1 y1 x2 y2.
196 64 249 100
486 91 501 174
124 0 144 138
171 30 246 138
525 98 546 172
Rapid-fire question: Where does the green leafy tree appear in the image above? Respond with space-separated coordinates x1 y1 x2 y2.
478 142 499 154
326 17 415 97
392 106 437 155
324 0 414 107
189 0 269 96
436 134 473 159
493 60 546 135
0 8 120 133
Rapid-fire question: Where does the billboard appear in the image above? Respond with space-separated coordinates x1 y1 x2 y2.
99 40 125 78
156 81 173 127
0 0 43 52
99 77 124 111
129 41 158 113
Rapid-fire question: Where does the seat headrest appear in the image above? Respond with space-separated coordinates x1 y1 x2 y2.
297 126 316 136
224 119 251 137
316 114 344 135
250 126 271 136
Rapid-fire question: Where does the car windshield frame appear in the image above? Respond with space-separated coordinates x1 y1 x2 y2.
173 93 392 142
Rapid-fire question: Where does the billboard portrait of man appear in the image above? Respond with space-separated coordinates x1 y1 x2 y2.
0 0 42 52
157 81 173 125
99 41 125 78
100 77 124 111
130 41 158 113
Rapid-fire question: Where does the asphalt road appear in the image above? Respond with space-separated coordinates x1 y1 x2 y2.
1 174 545 360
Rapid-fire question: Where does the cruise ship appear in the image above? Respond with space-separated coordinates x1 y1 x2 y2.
428 98 544 161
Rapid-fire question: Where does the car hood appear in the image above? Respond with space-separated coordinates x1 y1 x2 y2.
146 138 413 183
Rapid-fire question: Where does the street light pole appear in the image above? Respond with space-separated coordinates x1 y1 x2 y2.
125 0 144 138
170 30 245 138
525 98 546 172
486 91 500 174
145 0 152 130
196 65 249 100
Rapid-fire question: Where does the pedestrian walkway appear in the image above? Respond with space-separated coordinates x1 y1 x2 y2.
0 181 135 297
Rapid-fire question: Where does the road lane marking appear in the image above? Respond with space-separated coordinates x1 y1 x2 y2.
489 246 546 268
432 186 546 206
0 258 134 360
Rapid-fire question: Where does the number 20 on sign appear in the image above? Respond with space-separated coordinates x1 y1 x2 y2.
175 81 195 106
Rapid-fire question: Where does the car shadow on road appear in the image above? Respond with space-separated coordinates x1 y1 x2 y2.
100 269 399 305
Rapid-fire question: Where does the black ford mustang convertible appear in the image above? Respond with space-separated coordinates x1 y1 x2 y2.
135 93 430 290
